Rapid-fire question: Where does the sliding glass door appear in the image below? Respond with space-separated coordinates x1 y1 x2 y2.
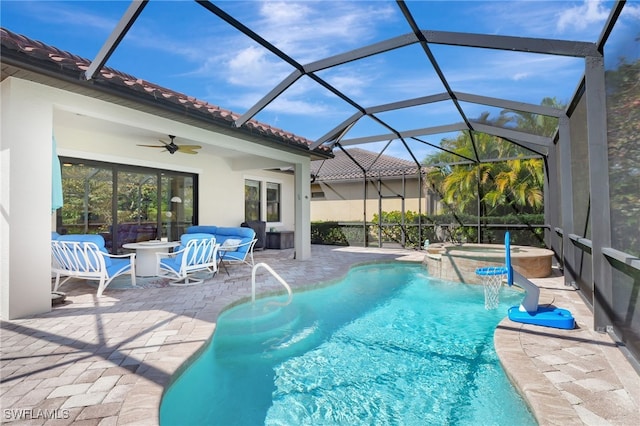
58 163 113 236
161 174 194 242
58 158 197 253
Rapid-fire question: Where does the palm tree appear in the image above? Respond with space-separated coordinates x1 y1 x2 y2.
485 157 544 211
424 99 558 215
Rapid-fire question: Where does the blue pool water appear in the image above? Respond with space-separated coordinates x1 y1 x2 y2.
160 263 536 425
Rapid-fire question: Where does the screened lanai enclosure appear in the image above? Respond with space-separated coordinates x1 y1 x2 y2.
4 1 638 365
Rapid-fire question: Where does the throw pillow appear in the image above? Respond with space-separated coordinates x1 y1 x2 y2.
221 238 243 252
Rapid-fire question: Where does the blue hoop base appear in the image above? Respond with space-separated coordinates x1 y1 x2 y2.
508 306 575 329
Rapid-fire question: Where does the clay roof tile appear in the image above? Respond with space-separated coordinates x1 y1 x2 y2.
0 27 332 156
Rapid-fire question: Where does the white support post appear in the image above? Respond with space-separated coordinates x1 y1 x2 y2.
294 161 311 260
1 79 53 319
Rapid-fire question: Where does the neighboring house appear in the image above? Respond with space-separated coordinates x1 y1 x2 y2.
310 148 441 222
0 29 331 320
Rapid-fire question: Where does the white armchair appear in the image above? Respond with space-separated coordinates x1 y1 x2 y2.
51 234 136 297
156 233 219 286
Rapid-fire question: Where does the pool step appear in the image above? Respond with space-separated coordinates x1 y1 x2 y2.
214 307 322 363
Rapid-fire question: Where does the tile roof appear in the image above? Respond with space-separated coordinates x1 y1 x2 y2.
0 28 332 158
311 147 424 182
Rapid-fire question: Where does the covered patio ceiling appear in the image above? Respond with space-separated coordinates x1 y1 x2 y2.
78 0 617 169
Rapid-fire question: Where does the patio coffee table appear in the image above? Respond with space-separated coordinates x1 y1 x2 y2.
123 241 180 277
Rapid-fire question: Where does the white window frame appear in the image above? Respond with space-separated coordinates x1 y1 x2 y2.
244 175 284 227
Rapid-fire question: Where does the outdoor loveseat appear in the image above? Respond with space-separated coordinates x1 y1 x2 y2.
185 226 257 267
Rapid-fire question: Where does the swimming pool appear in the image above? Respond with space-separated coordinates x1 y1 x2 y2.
160 263 536 425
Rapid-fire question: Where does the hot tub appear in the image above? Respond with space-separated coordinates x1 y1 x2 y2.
423 243 554 284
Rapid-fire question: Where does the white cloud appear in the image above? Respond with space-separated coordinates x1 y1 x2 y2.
255 1 397 62
268 96 331 115
227 46 287 87
512 72 531 81
556 0 610 32
204 1 398 115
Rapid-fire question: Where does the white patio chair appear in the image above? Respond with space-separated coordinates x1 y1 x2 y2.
156 233 219 286
219 238 258 267
51 234 136 297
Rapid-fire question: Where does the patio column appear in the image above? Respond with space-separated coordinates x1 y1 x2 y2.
0 78 52 319
294 161 311 260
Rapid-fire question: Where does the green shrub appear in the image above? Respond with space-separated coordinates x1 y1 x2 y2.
313 211 547 247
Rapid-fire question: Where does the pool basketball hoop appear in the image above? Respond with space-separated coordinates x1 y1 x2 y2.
476 266 507 310
475 232 512 310
475 232 575 329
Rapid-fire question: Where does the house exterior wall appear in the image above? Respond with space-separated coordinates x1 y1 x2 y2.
54 125 296 230
0 76 309 320
311 179 428 222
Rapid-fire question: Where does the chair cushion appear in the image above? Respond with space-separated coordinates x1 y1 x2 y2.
58 234 112 266
176 233 216 265
216 227 255 238
160 257 181 274
106 258 132 278
187 226 218 235
178 233 215 250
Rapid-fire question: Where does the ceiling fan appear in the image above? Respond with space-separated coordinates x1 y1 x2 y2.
138 135 202 155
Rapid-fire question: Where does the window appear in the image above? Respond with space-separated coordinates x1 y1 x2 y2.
58 157 197 253
245 178 282 223
266 182 281 222
244 179 261 222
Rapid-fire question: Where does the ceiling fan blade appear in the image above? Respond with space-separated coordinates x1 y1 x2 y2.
137 144 166 148
176 144 202 155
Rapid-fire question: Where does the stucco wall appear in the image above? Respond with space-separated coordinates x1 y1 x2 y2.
311 179 426 222
53 125 295 230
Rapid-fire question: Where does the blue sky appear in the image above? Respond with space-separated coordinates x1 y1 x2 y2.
2 0 635 160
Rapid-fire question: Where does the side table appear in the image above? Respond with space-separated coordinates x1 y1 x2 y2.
266 231 294 249
122 241 180 277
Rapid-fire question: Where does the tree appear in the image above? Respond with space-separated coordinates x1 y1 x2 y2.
424 99 557 216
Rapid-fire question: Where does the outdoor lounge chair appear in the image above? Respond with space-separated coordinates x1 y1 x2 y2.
51 234 136 297
156 233 219 286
